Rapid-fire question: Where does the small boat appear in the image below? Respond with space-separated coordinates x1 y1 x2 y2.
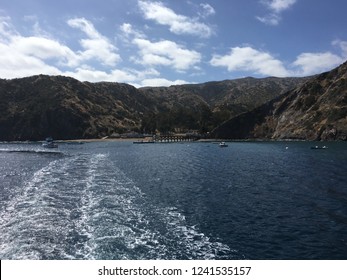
310 145 328 149
42 137 58 148
219 142 228 147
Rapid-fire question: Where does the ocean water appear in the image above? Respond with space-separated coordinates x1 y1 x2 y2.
0 141 346 260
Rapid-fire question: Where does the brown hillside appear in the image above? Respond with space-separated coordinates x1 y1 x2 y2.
211 61 347 141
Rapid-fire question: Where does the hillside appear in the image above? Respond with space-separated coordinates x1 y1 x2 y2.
211 61 347 141
177 77 305 110
138 76 308 133
0 74 306 141
140 76 307 121
0 75 153 140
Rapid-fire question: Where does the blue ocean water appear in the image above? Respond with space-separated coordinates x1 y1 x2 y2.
0 141 346 259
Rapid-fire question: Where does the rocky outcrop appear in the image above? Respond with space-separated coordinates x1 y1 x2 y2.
211 61 347 141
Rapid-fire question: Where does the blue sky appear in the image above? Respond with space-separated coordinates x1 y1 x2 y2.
1 0 347 87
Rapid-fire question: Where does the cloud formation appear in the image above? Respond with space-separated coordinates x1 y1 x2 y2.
0 16 121 71
0 16 144 84
138 0 214 37
292 52 344 76
119 22 202 73
133 38 201 71
265 0 297 13
210 46 290 77
199 3 216 18
210 42 347 77
67 18 121 67
257 0 297 25
0 16 65 77
0 15 199 86
0 3 346 87
333 39 347 57
140 77 189 87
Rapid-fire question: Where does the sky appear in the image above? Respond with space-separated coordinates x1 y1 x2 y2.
0 0 347 87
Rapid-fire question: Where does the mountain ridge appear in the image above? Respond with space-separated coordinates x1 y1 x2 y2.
1 63 345 141
211 61 347 141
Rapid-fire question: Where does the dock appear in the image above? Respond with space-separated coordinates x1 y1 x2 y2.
153 134 200 143
133 134 200 144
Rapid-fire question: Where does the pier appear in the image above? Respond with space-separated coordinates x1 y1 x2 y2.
153 134 200 143
133 134 201 144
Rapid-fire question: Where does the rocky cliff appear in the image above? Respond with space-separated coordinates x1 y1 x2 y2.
211 61 347 141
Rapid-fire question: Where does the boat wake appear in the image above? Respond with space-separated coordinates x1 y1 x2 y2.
0 148 63 155
0 152 235 260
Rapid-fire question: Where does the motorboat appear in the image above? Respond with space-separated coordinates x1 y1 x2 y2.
42 137 58 148
310 145 328 149
219 142 228 147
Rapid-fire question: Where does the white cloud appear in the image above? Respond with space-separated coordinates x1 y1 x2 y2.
138 0 213 37
257 0 297 25
67 18 121 67
0 16 18 40
11 36 78 65
140 78 190 87
120 23 201 72
292 52 344 76
1 17 121 70
0 16 77 67
120 23 145 39
199 3 216 18
62 66 162 86
291 40 347 75
0 16 129 82
64 67 137 83
0 17 72 78
133 38 201 71
1 12 346 88
0 17 185 86
333 40 347 58
23 15 53 38
119 22 202 83
0 42 62 78
265 0 297 13
210 46 290 77
210 42 347 77
67 18 101 39
0 16 133 78
256 14 281 26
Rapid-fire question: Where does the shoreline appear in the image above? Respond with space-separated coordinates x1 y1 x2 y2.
0 138 342 144
0 137 142 144
62 137 143 143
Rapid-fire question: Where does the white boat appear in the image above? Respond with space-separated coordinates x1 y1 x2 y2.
42 137 58 148
219 142 228 147
310 145 328 150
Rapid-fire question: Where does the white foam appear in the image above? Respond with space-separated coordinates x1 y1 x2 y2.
0 154 104 259
0 152 235 260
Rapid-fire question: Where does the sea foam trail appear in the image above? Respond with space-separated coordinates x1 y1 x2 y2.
0 154 98 259
0 148 63 155
0 152 235 260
